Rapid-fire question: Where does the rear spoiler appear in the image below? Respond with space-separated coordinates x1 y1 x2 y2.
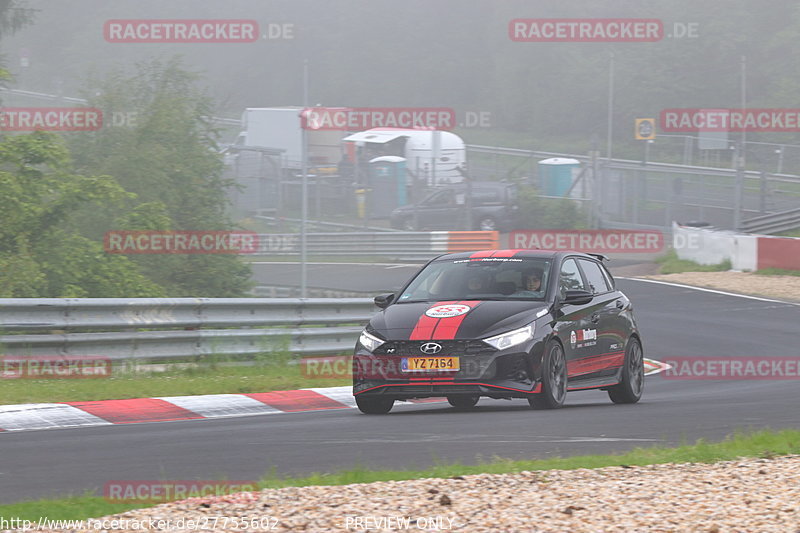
587 253 610 262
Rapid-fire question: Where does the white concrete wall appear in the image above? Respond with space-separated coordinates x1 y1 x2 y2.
672 222 758 271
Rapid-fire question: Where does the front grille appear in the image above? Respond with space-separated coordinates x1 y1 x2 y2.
375 340 491 356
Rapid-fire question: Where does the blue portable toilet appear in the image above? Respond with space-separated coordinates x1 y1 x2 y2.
368 156 408 217
538 158 580 197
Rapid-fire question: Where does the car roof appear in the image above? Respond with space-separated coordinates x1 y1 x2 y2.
434 249 597 261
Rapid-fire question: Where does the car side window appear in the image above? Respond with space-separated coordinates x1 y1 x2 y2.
423 190 450 206
578 259 611 295
471 188 500 205
559 258 586 295
600 263 615 290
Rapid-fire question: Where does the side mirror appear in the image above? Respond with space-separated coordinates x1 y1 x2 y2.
562 289 593 306
374 293 395 309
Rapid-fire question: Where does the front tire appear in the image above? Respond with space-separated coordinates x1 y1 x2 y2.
608 337 644 404
355 396 394 414
447 395 479 410
528 340 567 409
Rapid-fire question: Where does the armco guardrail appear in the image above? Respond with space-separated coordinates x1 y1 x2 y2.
740 207 800 235
252 231 499 260
0 298 377 361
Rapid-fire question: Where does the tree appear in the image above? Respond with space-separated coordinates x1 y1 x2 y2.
516 185 588 230
68 58 252 296
0 131 164 297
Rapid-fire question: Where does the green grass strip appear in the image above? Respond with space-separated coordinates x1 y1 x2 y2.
0 363 350 405
2 428 799 521
655 249 731 274
755 267 800 277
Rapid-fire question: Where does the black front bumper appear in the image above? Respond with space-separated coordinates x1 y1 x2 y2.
353 380 542 400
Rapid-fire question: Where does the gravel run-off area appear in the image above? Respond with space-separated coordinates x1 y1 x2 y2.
635 271 800 303
25 455 800 532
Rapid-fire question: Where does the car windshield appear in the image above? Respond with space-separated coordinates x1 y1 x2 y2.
397 258 551 302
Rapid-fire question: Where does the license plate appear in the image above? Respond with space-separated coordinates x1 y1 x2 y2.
402 356 460 372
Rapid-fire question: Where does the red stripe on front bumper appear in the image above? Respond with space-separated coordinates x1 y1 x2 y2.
355 382 542 395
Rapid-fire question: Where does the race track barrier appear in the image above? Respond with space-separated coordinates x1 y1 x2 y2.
673 222 800 271
252 231 499 261
0 299 377 362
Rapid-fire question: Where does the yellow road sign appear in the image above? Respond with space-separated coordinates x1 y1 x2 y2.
635 118 656 140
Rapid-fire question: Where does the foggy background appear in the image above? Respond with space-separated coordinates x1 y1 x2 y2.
4 0 796 156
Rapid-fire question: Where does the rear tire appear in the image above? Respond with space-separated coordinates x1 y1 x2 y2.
608 337 644 404
475 216 498 231
528 340 568 409
447 395 479 410
355 396 394 414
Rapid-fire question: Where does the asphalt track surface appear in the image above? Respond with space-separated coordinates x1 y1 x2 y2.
2 278 800 504
250 261 422 294
249 259 654 295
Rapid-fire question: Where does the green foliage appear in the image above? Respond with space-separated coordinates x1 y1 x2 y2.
0 132 162 297
68 58 252 296
34 231 163 297
0 0 34 42
515 185 588 230
754 268 800 277
656 249 732 274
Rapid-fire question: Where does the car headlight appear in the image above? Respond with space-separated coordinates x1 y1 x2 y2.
483 324 534 350
359 330 385 352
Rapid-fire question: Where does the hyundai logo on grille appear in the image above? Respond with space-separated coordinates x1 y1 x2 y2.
419 342 443 354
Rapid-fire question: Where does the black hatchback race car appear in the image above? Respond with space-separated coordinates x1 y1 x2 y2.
353 249 645 414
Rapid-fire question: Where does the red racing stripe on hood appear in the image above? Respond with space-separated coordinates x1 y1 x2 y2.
409 301 479 340
469 250 496 259
490 249 525 257
409 301 454 340
469 249 525 261
432 300 481 339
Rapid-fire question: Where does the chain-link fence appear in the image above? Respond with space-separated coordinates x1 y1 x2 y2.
465 144 800 232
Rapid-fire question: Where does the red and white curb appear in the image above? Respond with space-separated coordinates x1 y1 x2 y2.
0 388 361 433
644 358 671 375
0 360 668 433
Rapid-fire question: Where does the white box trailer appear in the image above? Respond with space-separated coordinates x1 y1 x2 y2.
235 107 343 171
342 128 466 185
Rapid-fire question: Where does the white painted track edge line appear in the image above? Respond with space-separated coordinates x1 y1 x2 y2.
618 277 800 306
